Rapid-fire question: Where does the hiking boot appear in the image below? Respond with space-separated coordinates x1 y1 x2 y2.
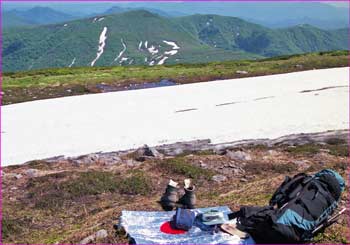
178 180 196 209
159 180 179 211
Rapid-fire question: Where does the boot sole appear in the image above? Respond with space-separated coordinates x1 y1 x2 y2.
158 201 187 211
177 199 196 209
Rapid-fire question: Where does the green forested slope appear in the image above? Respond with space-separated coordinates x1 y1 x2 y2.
3 10 348 72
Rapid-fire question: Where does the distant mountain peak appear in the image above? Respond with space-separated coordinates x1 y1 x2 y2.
26 6 73 17
104 6 125 14
29 6 56 11
4 5 76 27
121 9 160 17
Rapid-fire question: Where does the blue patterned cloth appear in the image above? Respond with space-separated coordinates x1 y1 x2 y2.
119 206 255 244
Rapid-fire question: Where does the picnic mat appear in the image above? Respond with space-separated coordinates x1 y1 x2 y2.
119 206 255 244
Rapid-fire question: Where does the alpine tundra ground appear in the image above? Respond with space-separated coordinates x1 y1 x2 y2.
2 137 349 244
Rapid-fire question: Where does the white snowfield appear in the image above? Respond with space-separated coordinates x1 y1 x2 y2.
2 68 349 166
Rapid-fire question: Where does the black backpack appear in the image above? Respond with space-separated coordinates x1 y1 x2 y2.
231 169 345 243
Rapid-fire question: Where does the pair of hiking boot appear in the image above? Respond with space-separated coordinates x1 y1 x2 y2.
160 179 196 211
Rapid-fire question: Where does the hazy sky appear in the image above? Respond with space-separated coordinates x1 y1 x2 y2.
325 2 349 8
3 1 348 16
4 1 349 8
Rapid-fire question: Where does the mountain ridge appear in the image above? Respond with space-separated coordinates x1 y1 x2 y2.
3 10 348 72
3 7 77 28
3 2 348 29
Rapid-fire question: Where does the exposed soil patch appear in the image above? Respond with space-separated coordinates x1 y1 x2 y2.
175 108 198 113
253 96 275 101
215 101 241 106
300 85 349 93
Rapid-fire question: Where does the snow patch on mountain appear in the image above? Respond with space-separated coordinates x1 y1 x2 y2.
117 39 180 66
69 57 76 68
91 27 108 67
120 57 128 63
164 50 178 56
138 41 143 50
114 39 127 62
163 40 180 50
148 45 159 55
145 40 180 65
154 55 163 60
158 56 169 65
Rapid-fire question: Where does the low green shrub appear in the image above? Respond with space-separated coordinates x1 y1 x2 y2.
160 157 215 180
285 144 321 155
28 171 153 210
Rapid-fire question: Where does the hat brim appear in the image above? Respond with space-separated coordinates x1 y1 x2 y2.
202 218 228 226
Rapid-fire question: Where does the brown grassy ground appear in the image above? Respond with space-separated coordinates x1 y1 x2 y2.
2 142 349 244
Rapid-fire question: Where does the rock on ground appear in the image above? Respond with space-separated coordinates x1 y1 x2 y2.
212 175 227 183
25 169 40 178
95 229 108 240
226 150 252 161
236 70 249 74
79 235 95 244
134 144 164 161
